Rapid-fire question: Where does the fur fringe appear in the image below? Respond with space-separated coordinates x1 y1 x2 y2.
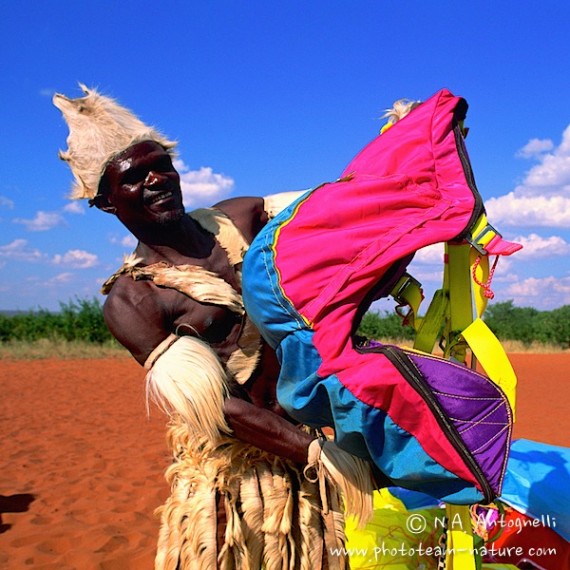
102 251 263 385
225 316 262 385
381 98 422 126
262 191 308 220
155 424 347 570
137 262 244 315
306 440 374 529
101 256 244 315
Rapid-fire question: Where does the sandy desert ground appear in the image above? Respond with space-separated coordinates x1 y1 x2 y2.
1 353 568 569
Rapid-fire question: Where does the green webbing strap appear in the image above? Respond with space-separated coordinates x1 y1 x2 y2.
445 243 474 363
445 504 478 570
413 289 447 353
391 273 424 330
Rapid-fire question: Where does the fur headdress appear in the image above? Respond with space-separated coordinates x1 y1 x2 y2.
380 98 422 134
53 84 177 200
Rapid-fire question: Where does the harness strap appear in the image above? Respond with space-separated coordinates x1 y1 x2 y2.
444 504 478 570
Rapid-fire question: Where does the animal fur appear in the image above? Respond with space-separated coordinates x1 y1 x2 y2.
155 424 347 570
53 83 177 199
306 440 374 528
382 98 422 126
145 336 231 443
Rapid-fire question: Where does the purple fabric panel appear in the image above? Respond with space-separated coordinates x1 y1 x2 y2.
408 353 512 494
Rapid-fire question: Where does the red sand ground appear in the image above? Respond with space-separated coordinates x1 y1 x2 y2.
1 354 568 569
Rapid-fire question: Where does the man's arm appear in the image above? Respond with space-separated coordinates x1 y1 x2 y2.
213 191 308 244
224 397 312 464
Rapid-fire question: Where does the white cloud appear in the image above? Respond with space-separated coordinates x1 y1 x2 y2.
63 201 85 215
53 249 98 268
511 233 570 259
493 270 519 284
409 268 444 283
487 124 570 228
109 234 138 248
121 234 137 248
490 256 514 277
14 210 65 231
0 196 14 209
47 272 74 285
486 193 570 228
504 276 570 309
413 243 444 264
173 159 235 208
0 239 45 262
516 138 554 158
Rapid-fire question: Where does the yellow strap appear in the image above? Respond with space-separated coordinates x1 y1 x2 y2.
445 504 477 570
470 249 490 318
390 273 424 330
469 213 504 253
413 289 447 353
461 318 517 419
445 243 473 362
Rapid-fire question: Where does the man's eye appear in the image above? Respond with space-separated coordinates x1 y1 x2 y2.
122 170 146 185
156 158 174 172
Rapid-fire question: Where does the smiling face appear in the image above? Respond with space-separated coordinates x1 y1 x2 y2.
99 141 184 229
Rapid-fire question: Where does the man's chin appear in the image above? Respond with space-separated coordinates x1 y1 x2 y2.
157 209 185 226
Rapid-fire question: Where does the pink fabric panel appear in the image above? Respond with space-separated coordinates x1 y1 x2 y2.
274 89 475 325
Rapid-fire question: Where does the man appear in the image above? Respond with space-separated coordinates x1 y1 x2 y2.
54 85 371 569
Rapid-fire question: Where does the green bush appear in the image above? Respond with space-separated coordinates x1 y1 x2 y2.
357 311 415 341
483 301 569 348
0 297 113 344
357 301 569 349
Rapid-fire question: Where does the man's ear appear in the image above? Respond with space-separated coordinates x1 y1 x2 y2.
89 193 117 214
89 176 117 213
99 203 118 215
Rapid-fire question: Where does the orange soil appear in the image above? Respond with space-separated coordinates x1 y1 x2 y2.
0 353 568 568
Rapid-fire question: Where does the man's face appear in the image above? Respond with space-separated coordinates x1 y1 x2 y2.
101 141 184 228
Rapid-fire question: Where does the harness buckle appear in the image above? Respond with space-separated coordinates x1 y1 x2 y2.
467 222 501 256
392 273 422 305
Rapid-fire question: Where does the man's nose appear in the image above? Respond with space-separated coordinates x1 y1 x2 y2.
144 171 167 187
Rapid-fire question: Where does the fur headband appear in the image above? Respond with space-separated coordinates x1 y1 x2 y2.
53 84 177 200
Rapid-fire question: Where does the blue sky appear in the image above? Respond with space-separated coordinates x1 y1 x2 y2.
1 1 569 311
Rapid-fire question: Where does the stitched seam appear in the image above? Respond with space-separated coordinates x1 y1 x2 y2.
262 229 305 330
449 417 507 426
456 402 504 436
472 424 510 455
430 390 502 402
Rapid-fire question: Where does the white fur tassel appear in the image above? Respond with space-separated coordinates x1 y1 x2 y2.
146 336 231 443
306 439 373 529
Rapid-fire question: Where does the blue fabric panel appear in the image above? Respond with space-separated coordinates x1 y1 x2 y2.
500 439 570 542
242 192 310 349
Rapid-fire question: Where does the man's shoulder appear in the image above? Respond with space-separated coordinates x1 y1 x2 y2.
103 275 158 319
208 196 267 243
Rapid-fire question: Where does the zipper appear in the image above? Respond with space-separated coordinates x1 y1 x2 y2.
453 125 485 240
358 343 494 502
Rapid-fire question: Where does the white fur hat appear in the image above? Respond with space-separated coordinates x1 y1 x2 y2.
53 84 177 200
